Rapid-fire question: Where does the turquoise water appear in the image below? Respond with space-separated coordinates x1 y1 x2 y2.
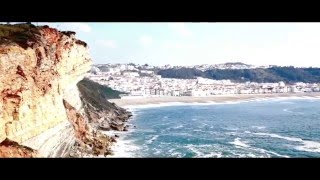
119 97 320 158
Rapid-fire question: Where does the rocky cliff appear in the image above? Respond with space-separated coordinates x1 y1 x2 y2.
0 23 131 157
77 78 132 132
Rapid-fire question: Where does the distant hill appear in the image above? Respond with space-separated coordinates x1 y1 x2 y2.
156 67 320 83
223 62 248 65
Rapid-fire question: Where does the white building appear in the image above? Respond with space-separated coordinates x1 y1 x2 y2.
123 72 140 77
173 90 180 96
192 90 209 96
141 70 154 75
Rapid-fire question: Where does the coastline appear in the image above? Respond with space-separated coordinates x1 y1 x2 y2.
107 92 320 157
109 92 320 107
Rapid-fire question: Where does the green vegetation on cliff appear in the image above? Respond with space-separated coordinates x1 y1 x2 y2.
77 78 126 100
0 23 41 48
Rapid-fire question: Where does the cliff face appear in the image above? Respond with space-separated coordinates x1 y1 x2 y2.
0 24 92 157
0 24 132 158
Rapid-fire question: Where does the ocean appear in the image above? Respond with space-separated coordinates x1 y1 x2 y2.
112 97 320 158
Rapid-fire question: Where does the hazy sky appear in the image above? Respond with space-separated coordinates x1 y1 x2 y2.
12 23 320 67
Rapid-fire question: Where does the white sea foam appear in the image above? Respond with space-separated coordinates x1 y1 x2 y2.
224 101 242 104
280 101 295 104
123 102 193 110
168 148 184 157
109 138 141 158
172 125 184 129
229 136 289 157
193 129 203 132
224 127 239 131
282 108 293 113
254 132 303 142
153 148 162 155
251 126 266 130
295 141 320 153
253 132 320 153
146 135 159 144
250 96 320 103
230 152 261 158
229 138 250 148
101 130 117 137
170 151 184 157
185 144 222 157
251 146 290 158
122 96 320 111
226 132 238 136
185 144 203 156
202 152 223 158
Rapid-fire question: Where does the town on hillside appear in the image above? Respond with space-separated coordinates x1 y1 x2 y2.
86 63 320 99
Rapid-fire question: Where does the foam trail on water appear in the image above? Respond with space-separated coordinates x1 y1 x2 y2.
229 138 250 148
146 135 159 144
295 141 320 153
109 138 141 158
254 132 302 142
251 126 266 130
253 132 320 153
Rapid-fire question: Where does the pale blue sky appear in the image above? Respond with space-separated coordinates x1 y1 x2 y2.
15 23 320 67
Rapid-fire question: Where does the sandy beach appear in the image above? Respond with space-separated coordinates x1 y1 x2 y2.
109 92 320 107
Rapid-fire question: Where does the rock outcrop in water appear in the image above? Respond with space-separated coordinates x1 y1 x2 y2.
0 23 131 157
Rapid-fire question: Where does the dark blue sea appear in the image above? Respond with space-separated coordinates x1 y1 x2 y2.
112 97 320 158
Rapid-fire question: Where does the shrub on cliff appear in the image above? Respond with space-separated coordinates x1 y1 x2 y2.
77 78 126 100
0 23 41 49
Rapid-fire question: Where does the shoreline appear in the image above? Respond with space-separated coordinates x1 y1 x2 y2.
109 92 320 108
107 92 320 157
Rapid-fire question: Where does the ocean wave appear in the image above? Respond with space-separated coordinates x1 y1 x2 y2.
282 108 293 113
138 129 157 133
123 102 195 110
171 151 184 157
193 129 203 132
166 124 184 131
184 144 223 158
226 132 238 136
229 137 289 157
295 140 320 153
109 138 141 158
252 146 289 158
183 139 290 158
122 96 320 110
253 132 320 153
185 145 204 157
253 132 303 142
250 96 320 103
201 152 223 158
229 138 250 148
172 125 184 129
224 127 239 131
152 148 162 155
146 135 159 144
166 148 184 157
279 101 295 104
251 126 266 130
